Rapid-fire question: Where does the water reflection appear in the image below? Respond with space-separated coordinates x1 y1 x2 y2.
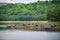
0 30 60 40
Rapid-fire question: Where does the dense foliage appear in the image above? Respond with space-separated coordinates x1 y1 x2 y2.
47 0 60 21
0 1 60 21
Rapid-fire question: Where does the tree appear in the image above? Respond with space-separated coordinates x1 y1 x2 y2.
0 1 49 21
51 0 60 4
46 3 60 21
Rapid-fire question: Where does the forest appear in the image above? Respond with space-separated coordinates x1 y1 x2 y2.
0 0 60 21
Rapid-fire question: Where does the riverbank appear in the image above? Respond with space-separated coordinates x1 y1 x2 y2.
0 21 60 32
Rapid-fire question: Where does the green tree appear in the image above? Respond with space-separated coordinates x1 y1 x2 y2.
47 3 60 21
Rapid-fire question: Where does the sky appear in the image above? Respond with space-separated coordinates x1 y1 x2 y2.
0 0 51 4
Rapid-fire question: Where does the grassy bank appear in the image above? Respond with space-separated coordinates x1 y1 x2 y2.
0 21 48 24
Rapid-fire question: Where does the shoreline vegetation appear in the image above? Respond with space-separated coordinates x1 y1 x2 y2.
0 21 60 32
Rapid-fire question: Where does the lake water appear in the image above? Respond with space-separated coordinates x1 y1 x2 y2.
0 30 60 40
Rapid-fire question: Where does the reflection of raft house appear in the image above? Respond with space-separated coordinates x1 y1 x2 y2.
0 25 7 28
7 24 16 28
41 24 52 30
